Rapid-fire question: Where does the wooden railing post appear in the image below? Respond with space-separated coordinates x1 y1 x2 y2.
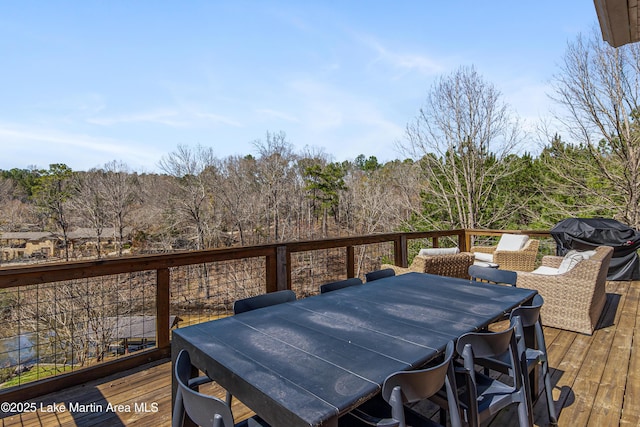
156 267 170 350
395 235 408 268
463 230 472 252
265 247 278 292
346 245 355 278
269 245 289 292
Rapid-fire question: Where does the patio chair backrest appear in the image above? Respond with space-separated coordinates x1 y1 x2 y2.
348 340 461 427
382 341 461 427
365 268 395 282
468 265 517 286
173 349 235 427
320 277 363 294
508 294 557 424
510 294 543 328
456 319 532 427
233 289 296 314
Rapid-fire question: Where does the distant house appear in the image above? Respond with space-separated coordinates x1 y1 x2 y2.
0 232 57 261
0 227 131 261
67 227 125 256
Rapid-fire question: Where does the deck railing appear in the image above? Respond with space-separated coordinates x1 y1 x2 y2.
0 229 553 402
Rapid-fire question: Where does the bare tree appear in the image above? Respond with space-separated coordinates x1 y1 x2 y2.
0 177 36 234
0 175 12 208
549 30 640 228
32 164 74 261
131 173 173 253
383 160 426 230
399 66 522 229
253 132 297 242
340 161 419 276
159 145 219 250
99 161 140 256
344 166 401 235
70 170 109 258
216 155 259 246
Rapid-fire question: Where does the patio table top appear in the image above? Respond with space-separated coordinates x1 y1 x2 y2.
172 272 537 427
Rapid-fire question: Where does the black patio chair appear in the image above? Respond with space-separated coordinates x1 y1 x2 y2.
438 318 533 427
365 268 395 282
233 289 296 314
339 340 461 427
468 265 517 286
320 277 363 294
172 349 270 427
476 295 557 425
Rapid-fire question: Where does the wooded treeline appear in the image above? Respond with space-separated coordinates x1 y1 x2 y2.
1 29 640 260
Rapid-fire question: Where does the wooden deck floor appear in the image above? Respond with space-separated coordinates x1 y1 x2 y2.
1 280 638 427
489 279 639 427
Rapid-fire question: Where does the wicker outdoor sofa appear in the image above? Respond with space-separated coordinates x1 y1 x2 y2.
516 245 613 335
381 251 475 279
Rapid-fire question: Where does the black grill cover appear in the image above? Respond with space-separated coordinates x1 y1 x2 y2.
550 218 640 280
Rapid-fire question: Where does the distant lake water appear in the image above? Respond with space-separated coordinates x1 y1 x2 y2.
0 334 36 367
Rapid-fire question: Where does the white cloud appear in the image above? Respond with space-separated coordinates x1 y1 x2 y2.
285 78 405 160
30 92 107 118
289 79 346 130
255 108 300 123
86 109 189 127
500 77 558 139
87 107 243 129
0 123 158 171
0 125 122 151
193 112 243 127
356 33 447 77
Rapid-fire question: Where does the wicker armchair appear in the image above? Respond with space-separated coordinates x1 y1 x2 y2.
471 238 540 272
516 246 613 335
381 252 475 279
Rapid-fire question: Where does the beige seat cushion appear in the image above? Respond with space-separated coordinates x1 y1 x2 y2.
474 252 494 263
531 266 561 275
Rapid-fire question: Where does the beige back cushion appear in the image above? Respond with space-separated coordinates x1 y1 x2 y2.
418 247 460 256
496 234 529 251
558 249 597 274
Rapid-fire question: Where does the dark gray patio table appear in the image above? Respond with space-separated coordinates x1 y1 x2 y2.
171 272 537 427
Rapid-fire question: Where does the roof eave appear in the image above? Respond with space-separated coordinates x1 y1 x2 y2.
594 0 637 48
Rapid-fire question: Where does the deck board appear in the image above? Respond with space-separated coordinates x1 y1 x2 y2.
1 280 639 427
620 281 640 427
566 298 619 425
588 281 634 426
0 360 252 427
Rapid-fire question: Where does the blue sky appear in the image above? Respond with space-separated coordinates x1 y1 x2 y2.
1 1 599 172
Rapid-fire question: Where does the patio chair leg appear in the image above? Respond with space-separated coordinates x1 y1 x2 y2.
542 362 558 425
517 399 531 427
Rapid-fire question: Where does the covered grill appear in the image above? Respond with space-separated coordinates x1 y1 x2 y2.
550 218 640 280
